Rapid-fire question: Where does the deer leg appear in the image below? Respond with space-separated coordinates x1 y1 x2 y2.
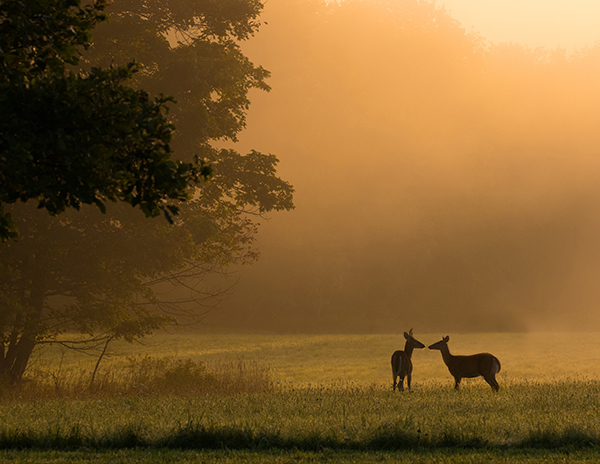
392 374 397 392
485 375 499 392
454 377 461 390
406 373 412 391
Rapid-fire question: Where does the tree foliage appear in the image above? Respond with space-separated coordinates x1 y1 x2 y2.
0 0 211 241
0 0 294 383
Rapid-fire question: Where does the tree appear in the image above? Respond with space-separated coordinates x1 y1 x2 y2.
0 0 211 241
0 0 294 383
1 151 292 382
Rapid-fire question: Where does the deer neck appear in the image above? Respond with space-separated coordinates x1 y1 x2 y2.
439 344 454 365
404 341 415 359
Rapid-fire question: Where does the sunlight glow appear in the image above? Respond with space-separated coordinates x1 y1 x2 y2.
439 0 600 50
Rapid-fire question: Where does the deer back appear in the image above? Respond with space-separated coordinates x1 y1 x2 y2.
391 350 412 376
451 353 500 378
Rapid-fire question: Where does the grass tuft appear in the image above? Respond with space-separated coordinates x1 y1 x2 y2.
521 428 600 450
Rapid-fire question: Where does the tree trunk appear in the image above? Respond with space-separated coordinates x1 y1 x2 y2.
6 335 36 383
0 251 48 384
0 332 5 382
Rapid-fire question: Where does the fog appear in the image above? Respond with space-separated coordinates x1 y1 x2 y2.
441 0 600 50
205 0 600 333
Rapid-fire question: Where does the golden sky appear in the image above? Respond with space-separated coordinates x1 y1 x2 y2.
440 0 600 49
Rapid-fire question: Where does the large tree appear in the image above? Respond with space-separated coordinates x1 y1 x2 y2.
0 0 294 383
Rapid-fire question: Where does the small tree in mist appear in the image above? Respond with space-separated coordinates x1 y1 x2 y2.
0 0 294 384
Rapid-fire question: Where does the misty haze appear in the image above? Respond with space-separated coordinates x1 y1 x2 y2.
207 0 600 333
5 2 600 460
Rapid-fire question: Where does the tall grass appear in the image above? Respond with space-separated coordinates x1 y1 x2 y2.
0 380 599 451
4 356 272 401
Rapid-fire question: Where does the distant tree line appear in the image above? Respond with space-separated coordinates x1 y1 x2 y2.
205 0 600 333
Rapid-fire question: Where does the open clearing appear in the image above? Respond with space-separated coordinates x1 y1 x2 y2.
3 332 600 463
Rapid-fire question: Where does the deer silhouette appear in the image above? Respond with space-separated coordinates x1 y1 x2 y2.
429 335 501 392
391 329 425 392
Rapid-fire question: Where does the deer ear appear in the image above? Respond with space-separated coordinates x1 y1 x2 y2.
404 332 409 339
444 336 450 342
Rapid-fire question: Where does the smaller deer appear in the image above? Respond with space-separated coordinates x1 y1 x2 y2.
428 336 501 392
391 329 425 392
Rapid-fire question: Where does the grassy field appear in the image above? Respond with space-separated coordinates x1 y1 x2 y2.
26 331 600 389
3 332 600 463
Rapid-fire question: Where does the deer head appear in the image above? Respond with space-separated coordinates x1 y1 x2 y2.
428 335 450 350
404 328 425 349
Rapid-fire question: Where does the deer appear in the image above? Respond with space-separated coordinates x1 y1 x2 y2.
428 336 501 392
391 329 425 392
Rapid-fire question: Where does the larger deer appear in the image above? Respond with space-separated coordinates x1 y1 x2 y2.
428 336 501 392
391 329 425 392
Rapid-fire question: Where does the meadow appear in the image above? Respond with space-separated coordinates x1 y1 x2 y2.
2 332 600 463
